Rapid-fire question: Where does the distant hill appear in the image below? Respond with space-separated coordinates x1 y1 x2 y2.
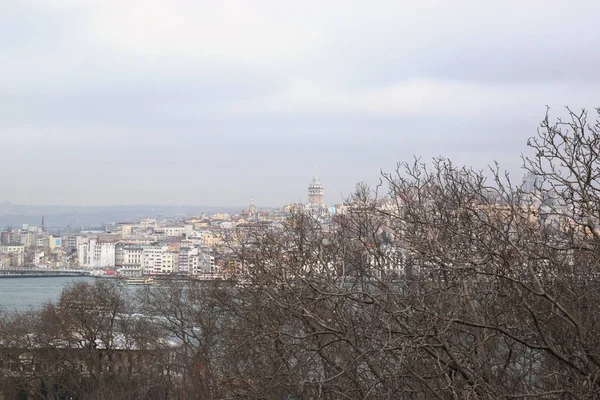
0 203 243 230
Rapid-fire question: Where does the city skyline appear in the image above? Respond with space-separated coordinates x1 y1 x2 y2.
0 170 329 208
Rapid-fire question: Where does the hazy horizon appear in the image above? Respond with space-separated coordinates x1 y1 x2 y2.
2 0 599 206
0 200 249 209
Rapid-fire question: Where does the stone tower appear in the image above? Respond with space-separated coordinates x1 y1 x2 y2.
308 170 324 206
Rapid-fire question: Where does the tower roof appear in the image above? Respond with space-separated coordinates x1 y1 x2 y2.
312 169 320 184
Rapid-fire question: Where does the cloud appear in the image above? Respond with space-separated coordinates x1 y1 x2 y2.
226 78 600 117
1 0 600 205
6 0 600 88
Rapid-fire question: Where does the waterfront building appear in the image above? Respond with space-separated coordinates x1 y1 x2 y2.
161 250 177 275
0 254 10 268
115 244 144 276
190 251 216 275
77 239 115 268
141 245 175 275
34 250 45 265
178 246 200 274
0 243 25 267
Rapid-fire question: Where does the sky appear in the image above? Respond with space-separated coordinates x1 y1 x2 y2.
1 0 599 207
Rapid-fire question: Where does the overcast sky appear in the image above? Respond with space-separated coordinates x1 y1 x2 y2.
1 0 599 207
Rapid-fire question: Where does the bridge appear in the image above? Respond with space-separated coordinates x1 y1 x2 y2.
0 269 90 278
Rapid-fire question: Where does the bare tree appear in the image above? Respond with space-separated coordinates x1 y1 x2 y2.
3 108 600 399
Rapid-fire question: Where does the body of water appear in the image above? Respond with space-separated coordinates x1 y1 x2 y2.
0 276 96 312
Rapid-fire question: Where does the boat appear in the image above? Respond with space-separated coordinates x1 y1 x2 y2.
124 277 156 286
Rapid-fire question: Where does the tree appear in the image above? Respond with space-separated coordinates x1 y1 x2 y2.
214 107 600 398
0 280 168 399
3 108 600 398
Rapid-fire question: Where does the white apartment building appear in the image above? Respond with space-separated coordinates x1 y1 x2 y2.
115 245 144 276
178 247 199 274
184 224 194 238
0 254 10 268
116 246 143 267
34 251 45 265
77 239 115 268
142 245 171 275
190 251 216 275
161 251 177 275
77 243 88 267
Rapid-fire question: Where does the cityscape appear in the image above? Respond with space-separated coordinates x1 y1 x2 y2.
0 172 342 278
2 0 600 398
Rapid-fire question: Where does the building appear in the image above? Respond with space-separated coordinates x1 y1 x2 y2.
10 229 21 244
115 222 135 237
20 231 36 248
0 243 25 267
197 230 222 247
142 245 171 275
44 235 62 250
164 226 186 237
0 230 11 244
0 243 25 255
66 235 78 251
522 172 541 194
521 172 543 208
161 250 178 275
77 239 115 268
34 250 45 266
139 218 157 229
178 247 199 274
190 251 216 275
115 245 144 276
36 235 46 248
308 170 324 206
248 199 257 220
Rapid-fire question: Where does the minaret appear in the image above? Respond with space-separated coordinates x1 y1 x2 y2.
308 169 324 206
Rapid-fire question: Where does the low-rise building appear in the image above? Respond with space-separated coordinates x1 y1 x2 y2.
0 243 25 267
164 226 185 238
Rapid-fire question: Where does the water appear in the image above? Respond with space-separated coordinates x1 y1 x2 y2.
0 276 96 312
